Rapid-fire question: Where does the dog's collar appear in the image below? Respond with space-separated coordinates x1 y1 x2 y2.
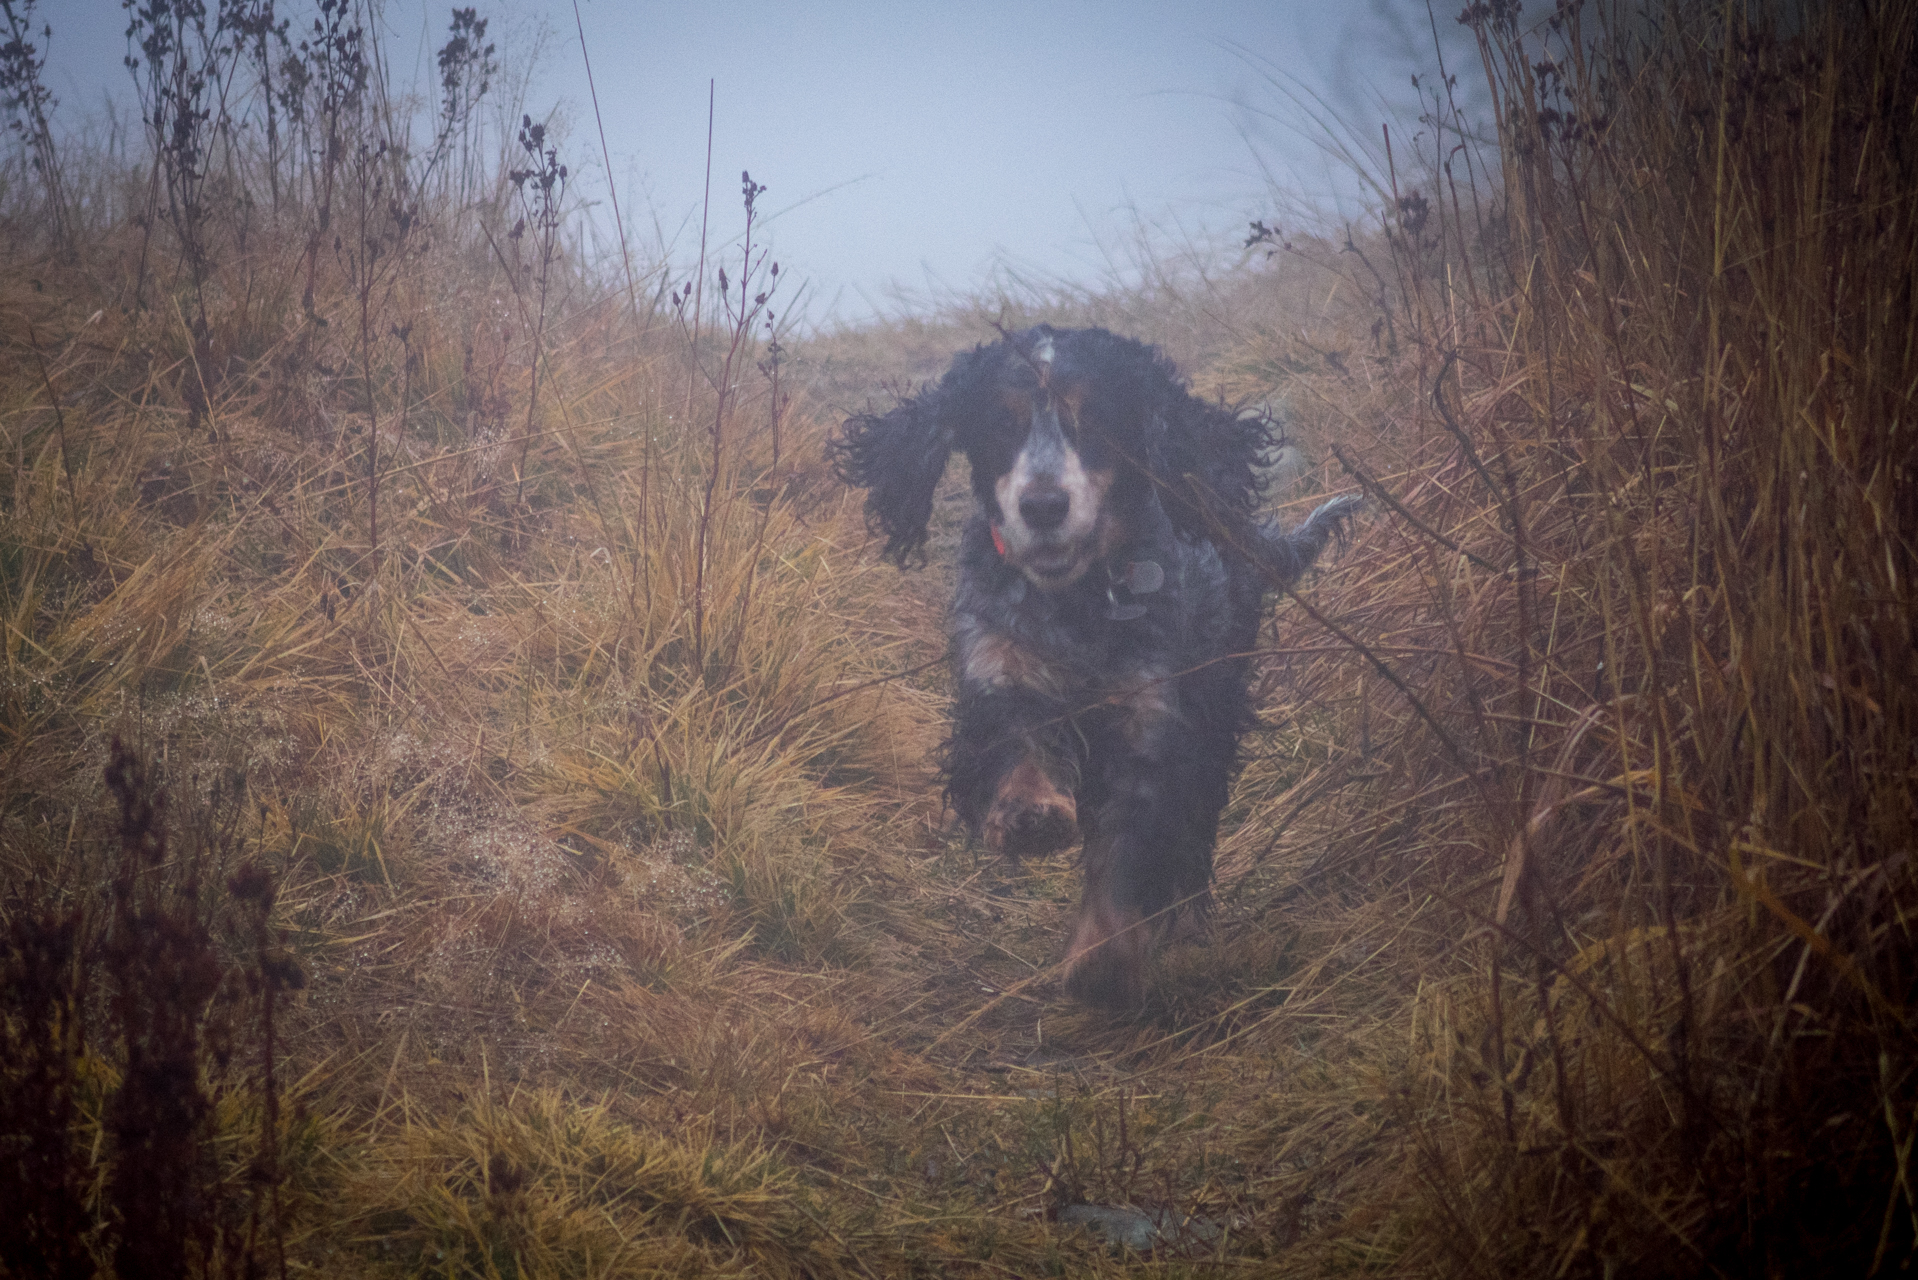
989 524 1162 621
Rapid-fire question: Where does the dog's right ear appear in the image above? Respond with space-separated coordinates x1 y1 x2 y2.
828 392 953 568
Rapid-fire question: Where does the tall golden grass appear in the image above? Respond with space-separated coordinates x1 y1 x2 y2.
1216 0 1916 1271
0 0 1911 1275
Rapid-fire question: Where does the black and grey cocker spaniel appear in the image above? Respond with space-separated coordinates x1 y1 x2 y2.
831 325 1359 1008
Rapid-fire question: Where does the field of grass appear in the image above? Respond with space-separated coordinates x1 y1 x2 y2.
2 0 1913 1275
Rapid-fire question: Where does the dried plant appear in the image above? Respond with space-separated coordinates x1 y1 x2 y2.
0 0 71 257
0 0 1908 1274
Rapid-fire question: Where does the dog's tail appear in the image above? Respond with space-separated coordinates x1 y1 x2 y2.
1253 494 1363 589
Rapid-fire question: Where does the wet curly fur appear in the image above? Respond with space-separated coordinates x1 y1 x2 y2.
830 326 1359 1008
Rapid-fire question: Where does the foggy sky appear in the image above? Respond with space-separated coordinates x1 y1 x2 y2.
36 0 1485 323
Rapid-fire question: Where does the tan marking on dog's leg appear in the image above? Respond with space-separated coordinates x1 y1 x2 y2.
957 628 1067 698
1063 883 1149 1009
1113 669 1178 752
982 756 1077 858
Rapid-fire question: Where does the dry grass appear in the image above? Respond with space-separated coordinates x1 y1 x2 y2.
2 0 1913 1275
1195 1 1918 1272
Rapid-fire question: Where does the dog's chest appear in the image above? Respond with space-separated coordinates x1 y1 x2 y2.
952 574 1191 701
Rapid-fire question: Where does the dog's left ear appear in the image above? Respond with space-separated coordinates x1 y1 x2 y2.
1148 394 1274 547
829 392 954 568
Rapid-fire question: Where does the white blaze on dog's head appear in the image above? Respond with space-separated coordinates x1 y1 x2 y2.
1027 331 1056 382
991 381 1115 590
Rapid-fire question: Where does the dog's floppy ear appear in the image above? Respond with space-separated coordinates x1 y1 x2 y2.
1147 382 1275 547
829 391 954 568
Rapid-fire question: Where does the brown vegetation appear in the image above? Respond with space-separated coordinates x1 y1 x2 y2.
1 0 1912 1275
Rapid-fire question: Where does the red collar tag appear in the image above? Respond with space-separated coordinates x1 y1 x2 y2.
990 524 1008 558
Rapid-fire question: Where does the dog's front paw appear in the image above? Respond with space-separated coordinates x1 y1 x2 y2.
985 797 1078 858
1064 894 1149 1009
983 759 1078 858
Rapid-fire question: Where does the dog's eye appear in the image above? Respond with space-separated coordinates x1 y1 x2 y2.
967 416 1024 475
1068 414 1107 455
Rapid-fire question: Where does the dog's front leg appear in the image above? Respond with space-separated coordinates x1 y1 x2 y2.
1065 682 1217 1008
945 688 1080 859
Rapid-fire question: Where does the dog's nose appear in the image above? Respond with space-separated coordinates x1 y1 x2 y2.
1019 488 1070 532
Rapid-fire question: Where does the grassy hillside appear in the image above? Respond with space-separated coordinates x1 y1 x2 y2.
2 0 1913 1275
